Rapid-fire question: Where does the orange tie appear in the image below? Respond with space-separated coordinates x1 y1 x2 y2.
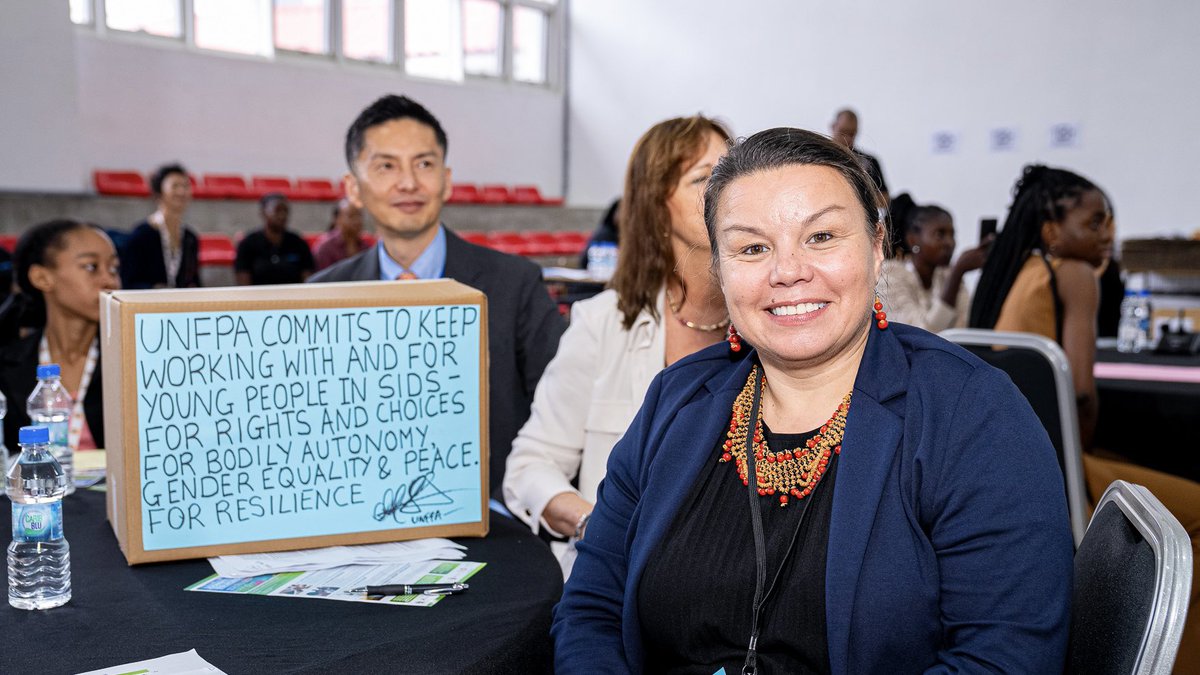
396 272 418 280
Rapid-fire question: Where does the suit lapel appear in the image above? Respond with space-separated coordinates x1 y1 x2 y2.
622 355 752 665
441 227 485 286
824 327 908 675
352 245 381 281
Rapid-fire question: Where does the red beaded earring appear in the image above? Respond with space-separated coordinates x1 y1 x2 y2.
727 324 742 352
874 296 888 330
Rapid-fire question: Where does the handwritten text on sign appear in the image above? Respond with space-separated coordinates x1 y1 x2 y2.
133 306 482 550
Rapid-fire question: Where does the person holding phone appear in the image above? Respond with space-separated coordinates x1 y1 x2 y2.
879 204 990 332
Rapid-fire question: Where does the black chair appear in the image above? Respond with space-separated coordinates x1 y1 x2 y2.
941 329 1089 546
1067 480 1192 674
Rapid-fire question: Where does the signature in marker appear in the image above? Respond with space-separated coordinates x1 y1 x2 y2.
373 470 455 522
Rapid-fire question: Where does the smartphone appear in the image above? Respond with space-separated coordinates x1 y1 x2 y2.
979 218 998 243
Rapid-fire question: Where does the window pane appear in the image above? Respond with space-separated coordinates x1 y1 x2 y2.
462 0 501 77
70 0 93 24
342 0 392 63
512 5 547 83
405 0 462 81
275 0 329 54
194 0 272 56
105 0 181 38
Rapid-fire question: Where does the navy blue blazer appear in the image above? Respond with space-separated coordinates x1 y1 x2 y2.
553 324 1073 674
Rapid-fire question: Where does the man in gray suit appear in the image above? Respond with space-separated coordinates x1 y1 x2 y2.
311 94 565 496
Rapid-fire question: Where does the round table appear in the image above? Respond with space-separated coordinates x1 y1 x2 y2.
1 489 562 674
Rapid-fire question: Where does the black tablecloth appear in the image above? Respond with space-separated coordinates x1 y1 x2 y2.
1095 349 1200 482
0 490 562 674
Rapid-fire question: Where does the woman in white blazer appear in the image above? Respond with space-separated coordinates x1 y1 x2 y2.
503 116 731 570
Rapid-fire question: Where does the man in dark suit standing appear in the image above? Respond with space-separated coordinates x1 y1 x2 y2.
831 108 889 207
310 94 565 497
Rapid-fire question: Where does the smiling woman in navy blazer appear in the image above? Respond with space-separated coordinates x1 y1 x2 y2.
552 128 1073 674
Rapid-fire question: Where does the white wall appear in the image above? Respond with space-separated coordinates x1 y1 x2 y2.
0 2 564 195
567 0 1200 240
0 2 84 192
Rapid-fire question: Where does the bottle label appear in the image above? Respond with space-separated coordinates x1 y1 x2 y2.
46 420 69 448
11 502 63 543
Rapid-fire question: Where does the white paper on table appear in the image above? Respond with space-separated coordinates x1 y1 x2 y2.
188 560 486 608
208 538 466 577
75 648 227 675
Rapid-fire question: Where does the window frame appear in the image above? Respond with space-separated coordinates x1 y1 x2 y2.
69 0 563 89
96 0 189 45
461 0 506 81
272 0 334 60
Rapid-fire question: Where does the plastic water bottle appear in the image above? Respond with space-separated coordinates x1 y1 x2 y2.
0 389 8 467
1134 288 1154 352
27 364 74 495
7 425 71 610
587 241 618 280
1117 275 1153 353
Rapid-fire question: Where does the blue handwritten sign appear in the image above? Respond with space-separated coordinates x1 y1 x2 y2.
133 305 482 550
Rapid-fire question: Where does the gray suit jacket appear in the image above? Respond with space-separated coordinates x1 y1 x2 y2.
309 227 566 495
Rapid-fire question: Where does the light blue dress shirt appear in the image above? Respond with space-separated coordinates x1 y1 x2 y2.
377 225 447 280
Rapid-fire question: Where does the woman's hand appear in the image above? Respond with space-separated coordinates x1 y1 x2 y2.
544 492 594 539
952 241 991 275
941 237 993 309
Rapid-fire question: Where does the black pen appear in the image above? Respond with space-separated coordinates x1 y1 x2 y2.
349 583 469 596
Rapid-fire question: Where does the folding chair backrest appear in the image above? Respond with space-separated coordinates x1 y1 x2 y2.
1067 480 1192 675
940 328 1088 546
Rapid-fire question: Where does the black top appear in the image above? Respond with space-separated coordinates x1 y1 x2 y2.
0 330 106 455
1096 257 1125 338
235 229 315 285
120 220 202 289
640 422 836 675
855 149 888 196
0 245 12 309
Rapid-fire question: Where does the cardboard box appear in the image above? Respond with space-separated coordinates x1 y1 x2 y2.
100 280 489 564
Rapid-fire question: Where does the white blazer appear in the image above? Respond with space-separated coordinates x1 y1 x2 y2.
503 288 665 536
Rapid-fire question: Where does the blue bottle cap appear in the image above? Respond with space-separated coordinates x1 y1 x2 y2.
18 426 50 445
36 363 61 379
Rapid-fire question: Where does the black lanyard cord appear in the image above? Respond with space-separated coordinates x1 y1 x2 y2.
741 367 818 675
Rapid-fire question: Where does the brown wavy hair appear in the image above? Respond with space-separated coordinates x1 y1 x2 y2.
611 115 731 329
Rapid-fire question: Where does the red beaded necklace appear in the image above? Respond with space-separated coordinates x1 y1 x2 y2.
719 366 851 507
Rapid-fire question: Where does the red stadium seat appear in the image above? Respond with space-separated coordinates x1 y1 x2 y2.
202 174 254 200
522 231 560 256
301 232 323 250
512 185 563 206
198 233 236 267
251 176 295 199
479 185 512 204
0 233 18 252
449 184 481 204
93 170 150 197
188 174 221 200
553 231 590 256
486 231 535 256
294 178 340 201
461 232 490 246
511 185 544 204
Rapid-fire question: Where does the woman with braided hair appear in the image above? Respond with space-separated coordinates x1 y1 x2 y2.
970 165 1111 446
971 164 1200 673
